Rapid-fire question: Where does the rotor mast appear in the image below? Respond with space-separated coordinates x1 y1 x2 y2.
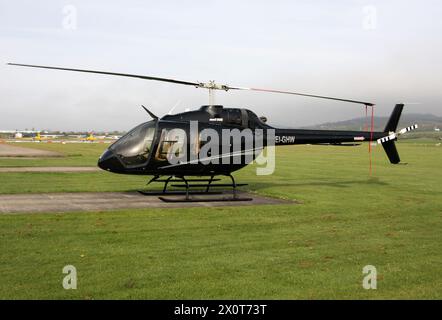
197 80 229 106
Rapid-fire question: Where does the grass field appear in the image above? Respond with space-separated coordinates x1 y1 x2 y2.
0 141 441 299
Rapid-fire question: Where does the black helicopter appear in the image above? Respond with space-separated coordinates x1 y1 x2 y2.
7 63 417 201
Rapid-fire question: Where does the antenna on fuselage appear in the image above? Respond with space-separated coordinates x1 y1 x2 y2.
141 105 158 120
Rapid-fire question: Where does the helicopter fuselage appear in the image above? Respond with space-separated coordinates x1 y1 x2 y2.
97 105 386 176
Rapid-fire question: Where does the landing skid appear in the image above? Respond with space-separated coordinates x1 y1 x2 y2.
137 190 222 196
138 174 251 202
158 195 252 203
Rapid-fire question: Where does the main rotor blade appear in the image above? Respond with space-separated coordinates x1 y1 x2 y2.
8 62 375 106
227 86 374 106
7 63 200 87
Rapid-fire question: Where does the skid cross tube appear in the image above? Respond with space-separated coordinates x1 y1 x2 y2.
206 175 214 193
138 174 251 202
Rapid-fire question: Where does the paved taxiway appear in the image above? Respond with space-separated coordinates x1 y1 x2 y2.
0 192 295 214
0 143 63 157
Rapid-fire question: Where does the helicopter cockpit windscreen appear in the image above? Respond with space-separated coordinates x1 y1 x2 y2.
110 121 156 167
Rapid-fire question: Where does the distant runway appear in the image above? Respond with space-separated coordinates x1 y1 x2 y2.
0 166 100 173
0 143 62 157
0 192 295 214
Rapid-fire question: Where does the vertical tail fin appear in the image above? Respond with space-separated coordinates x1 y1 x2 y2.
382 141 400 164
384 104 404 132
382 104 404 164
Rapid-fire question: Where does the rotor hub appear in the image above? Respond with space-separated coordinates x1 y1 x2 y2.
197 81 229 91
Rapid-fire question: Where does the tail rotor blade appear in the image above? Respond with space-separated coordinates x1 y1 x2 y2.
377 124 418 144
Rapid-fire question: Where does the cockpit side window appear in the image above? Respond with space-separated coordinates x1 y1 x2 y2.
110 121 156 167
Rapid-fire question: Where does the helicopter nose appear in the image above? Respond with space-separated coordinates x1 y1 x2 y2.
98 149 124 172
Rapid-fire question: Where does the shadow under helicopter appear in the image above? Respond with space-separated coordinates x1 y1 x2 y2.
246 177 389 192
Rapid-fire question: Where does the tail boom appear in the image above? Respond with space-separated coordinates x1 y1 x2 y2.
273 103 407 164
273 129 384 145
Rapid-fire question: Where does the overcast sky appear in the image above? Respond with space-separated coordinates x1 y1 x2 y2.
0 0 441 131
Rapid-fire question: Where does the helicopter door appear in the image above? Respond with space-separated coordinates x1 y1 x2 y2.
155 127 187 162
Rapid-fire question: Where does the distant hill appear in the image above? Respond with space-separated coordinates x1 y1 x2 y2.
303 113 442 133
